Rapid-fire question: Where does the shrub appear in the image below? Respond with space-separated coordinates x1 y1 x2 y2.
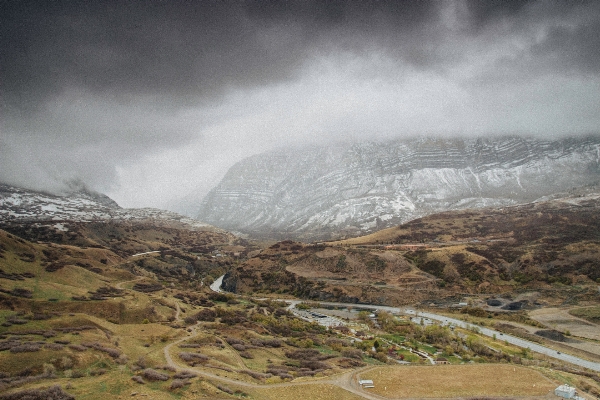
116 354 128 365
173 371 197 380
231 344 246 351
44 343 64 350
285 349 320 360
216 384 233 394
10 288 33 298
341 349 363 359
6 318 27 325
155 365 176 372
239 370 271 380
132 283 163 293
179 343 201 348
141 368 169 381
337 357 365 368
45 262 66 272
131 376 145 384
225 337 244 346
296 370 316 377
10 343 42 353
89 368 107 376
194 308 216 322
239 351 254 359
43 363 57 376
179 352 209 365
71 370 85 378
59 357 74 370
169 379 190 390
68 344 86 352
81 342 121 358
0 385 74 400
250 338 282 348
299 360 330 370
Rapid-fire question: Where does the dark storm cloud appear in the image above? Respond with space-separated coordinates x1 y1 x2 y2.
0 0 443 114
464 0 533 29
1 0 599 206
531 20 600 74
3 0 598 113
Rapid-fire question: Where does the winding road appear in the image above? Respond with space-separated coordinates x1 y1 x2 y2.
212 275 600 372
110 273 600 399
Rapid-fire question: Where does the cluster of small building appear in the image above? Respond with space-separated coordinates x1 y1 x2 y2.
291 308 346 328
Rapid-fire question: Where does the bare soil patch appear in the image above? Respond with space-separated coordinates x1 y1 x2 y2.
530 308 600 341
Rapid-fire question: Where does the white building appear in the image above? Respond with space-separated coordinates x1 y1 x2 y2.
554 384 576 399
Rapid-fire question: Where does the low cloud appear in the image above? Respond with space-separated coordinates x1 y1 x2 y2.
1 1 599 208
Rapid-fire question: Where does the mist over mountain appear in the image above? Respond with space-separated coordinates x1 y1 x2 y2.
197 135 600 240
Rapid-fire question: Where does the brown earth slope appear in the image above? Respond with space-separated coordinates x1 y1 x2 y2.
226 193 600 306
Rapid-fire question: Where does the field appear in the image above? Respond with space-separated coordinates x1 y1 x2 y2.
358 364 556 398
249 383 366 400
529 308 600 341
569 306 600 324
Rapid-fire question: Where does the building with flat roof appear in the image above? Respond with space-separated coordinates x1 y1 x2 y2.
554 384 576 399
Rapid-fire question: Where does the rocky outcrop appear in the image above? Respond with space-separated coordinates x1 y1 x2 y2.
197 135 600 240
221 271 238 293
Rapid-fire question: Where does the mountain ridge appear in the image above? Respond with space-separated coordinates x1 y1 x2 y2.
197 135 600 240
0 183 219 234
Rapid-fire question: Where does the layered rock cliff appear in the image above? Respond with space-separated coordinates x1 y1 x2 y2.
197 136 600 240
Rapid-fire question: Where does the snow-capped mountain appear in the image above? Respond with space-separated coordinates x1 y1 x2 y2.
197 135 600 240
0 184 210 229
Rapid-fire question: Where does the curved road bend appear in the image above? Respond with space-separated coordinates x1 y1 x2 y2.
212 275 600 372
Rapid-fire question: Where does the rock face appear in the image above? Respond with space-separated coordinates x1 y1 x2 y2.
197 135 600 240
0 184 211 229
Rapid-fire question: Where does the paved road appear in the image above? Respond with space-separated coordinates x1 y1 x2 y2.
212 275 600 372
210 274 224 293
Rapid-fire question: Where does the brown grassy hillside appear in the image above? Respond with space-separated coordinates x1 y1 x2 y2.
227 194 600 306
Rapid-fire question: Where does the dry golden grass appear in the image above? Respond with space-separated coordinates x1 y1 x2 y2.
359 364 556 398
243 347 287 370
196 343 245 369
250 383 365 400
333 226 399 245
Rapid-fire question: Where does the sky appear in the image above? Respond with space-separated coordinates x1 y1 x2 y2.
1 0 600 212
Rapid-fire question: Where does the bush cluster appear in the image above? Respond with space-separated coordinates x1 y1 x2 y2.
140 368 169 381
179 352 209 366
0 385 74 400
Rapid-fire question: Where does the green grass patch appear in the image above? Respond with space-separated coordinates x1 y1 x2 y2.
569 306 600 323
395 348 420 362
381 334 405 344
315 345 339 355
417 343 438 355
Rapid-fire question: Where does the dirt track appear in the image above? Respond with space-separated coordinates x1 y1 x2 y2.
162 321 383 399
